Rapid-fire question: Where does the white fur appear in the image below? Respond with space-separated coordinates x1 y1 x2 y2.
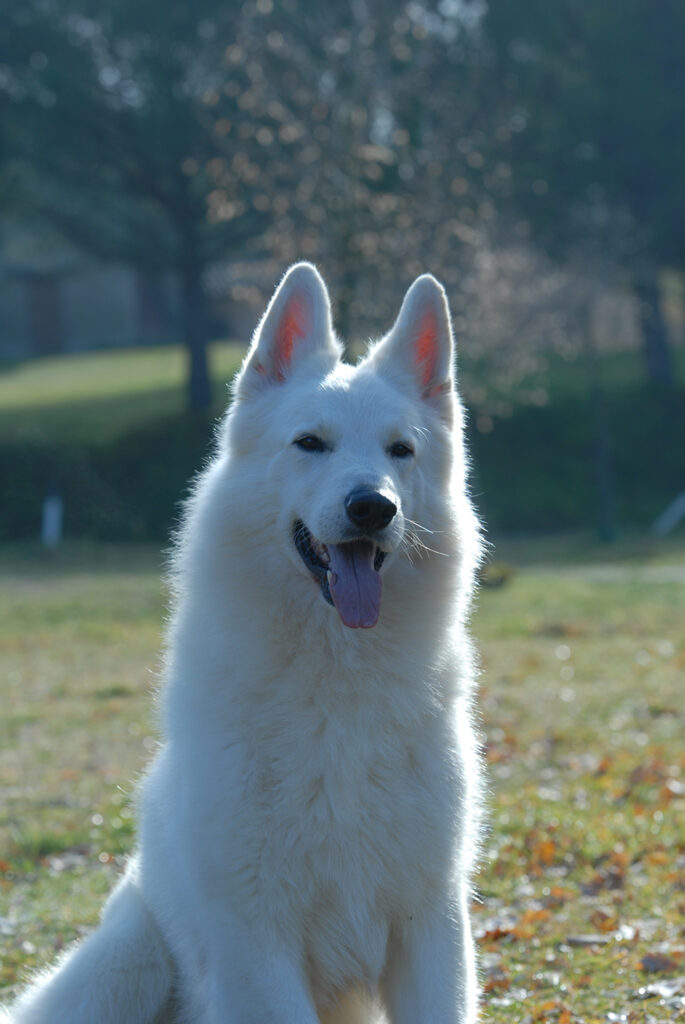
3 264 483 1024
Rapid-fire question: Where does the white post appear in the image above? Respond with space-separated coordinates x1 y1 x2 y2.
651 492 685 537
41 489 64 548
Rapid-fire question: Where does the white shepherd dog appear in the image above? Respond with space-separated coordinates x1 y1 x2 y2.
3 264 483 1024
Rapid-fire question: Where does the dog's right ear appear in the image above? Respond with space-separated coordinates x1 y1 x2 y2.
370 274 456 424
234 263 341 400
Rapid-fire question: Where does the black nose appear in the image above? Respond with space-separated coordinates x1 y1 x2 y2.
345 488 397 533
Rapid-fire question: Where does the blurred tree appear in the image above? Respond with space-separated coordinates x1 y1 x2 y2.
220 0 496 339
2 0 498 395
483 0 685 383
1 0 272 408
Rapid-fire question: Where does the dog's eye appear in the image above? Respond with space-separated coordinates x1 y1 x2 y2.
389 441 414 459
294 434 327 453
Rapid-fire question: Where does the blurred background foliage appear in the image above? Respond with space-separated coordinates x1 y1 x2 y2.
0 0 683 542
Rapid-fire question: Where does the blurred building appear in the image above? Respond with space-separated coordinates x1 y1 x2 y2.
0 219 184 358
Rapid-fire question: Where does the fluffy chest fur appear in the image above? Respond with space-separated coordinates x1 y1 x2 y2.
213 663 456 999
165 647 461 1003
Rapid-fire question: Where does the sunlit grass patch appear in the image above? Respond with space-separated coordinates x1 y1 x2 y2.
0 341 245 444
0 544 163 994
474 551 685 1022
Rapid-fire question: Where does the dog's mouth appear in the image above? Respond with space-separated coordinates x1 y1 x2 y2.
293 520 387 630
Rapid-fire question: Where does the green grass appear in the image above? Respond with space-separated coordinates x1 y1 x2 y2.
3 343 685 541
0 341 245 444
464 346 685 409
1 539 684 1021
474 552 685 1021
0 544 165 989
3 342 682 448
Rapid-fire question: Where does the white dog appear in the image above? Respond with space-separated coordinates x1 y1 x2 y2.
3 264 483 1024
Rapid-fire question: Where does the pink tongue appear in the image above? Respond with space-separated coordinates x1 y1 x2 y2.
327 541 382 629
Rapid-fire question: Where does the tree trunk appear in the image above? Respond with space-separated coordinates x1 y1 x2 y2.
582 300 617 542
592 378 617 542
634 271 673 385
180 249 211 411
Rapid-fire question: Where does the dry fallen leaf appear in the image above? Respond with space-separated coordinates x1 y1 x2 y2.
483 966 511 993
639 952 680 973
590 908 619 933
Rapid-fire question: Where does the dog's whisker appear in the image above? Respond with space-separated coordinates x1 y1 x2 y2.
405 516 447 538
404 517 436 535
402 530 450 561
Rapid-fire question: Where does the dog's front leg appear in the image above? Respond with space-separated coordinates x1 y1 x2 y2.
202 918 318 1024
380 894 478 1024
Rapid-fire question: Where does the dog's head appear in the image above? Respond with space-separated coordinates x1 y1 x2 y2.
225 263 464 630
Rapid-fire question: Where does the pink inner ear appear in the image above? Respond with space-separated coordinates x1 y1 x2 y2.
274 294 309 380
414 310 439 392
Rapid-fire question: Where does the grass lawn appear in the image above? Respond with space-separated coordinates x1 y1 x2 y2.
0 341 246 444
1 537 684 1021
3 343 685 542
3 342 683 448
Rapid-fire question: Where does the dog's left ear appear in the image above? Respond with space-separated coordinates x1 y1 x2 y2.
372 274 455 422
235 262 341 399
